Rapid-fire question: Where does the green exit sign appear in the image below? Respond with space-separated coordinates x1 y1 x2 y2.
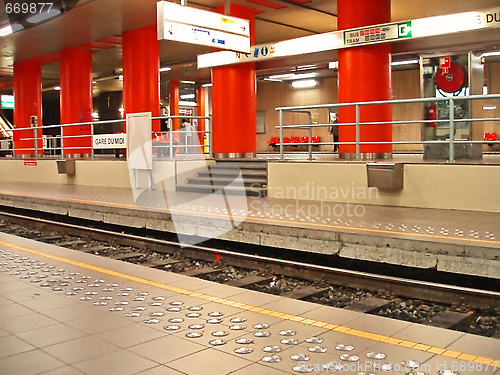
1 95 14 109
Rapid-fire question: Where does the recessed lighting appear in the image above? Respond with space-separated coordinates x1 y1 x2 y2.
483 106 497 111
181 80 196 84
202 83 213 88
26 9 61 24
268 73 295 80
329 61 339 70
159 67 171 72
481 51 500 57
180 94 195 100
53 86 61 91
391 59 419 66
291 79 317 88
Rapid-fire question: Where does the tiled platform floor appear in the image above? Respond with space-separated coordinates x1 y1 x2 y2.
0 233 499 375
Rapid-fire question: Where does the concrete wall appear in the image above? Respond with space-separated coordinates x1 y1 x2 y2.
0 159 212 191
268 161 500 212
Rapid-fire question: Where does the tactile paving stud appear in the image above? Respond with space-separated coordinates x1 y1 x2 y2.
279 330 296 336
188 306 203 311
188 324 204 330
85 291 98 295
235 347 253 354
235 338 254 344
143 319 161 324
186 312 201 318
325 363 344 371
132 306 147 311
229 324 246 330
170 301 183 306
152 296 166 301
281 338 298 345
93 301 107 306
305 337 323 344
401 360 421 370
121 287 134 291
167 307 181 312
406 372 429 375
186 332 203 338
377 363 392 370
293 365 313 373
116 292 129 296
209 339 226 346
164 325 181 331
211 331 229 337
335 344 354 351
100 296 113 300
254 331 271 337
262 346 281 353
366 352 386 359
65 291 78 296
308 346 327 353
169 318 184 323
253 323 269 329
136 292 149 296
115 301 128 305
150 302 163 307
149 312 164 317
261 355 281 363
126 313 141 318
230 317 246 323
206 318 223 324
291 354 310 361
132 297 146 301
109 307 124 312
208 312 223 317
79 296 92 301
340 354 359 362
438 370 459 375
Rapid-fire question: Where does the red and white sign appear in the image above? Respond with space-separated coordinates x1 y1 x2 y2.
24 160 37 166
440 57 451 74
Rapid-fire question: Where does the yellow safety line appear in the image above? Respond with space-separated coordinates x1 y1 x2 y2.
1 189 499 247
2 239 499 368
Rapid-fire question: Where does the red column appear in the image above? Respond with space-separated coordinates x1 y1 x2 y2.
13 59 42 157
212 5 256 158
337 0 392 158
123 26 160 132
60 48 93 156
170 80 180 131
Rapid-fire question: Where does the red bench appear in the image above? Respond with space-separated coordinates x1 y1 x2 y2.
267 136 321 147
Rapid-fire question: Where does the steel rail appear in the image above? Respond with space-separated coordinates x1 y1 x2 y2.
0 210 498 308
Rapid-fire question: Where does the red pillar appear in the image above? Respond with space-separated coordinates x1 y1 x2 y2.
123 26 160 132
337 0 392 158
212 5 256 158
60 48 93 156
170 80 180 131
13 59 42 157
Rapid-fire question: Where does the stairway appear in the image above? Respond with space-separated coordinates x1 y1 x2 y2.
177 160 268 197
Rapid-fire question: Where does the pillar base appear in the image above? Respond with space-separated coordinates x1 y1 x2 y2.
214 152 256 159
339 152 393 160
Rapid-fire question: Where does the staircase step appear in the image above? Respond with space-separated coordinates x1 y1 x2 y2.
211 161 268 170
188 177 267 186
177 184 266 197
200 170 267 178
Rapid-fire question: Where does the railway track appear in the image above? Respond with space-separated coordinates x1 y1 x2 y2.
0 209 499 339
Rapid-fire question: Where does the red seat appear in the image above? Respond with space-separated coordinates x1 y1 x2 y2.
484 132 497 142
311 136 320 143
290 136 300 144
267 136 279 145
283 136 290 144
300 136 309 143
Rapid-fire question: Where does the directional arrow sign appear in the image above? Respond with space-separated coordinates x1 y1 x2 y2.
157 1 250 53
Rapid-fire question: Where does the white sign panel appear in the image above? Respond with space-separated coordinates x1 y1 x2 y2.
157 1 250 53
198 7 500 69
127 113 152 170
93 134 127 149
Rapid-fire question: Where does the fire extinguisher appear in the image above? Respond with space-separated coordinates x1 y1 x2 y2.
427 104 437 127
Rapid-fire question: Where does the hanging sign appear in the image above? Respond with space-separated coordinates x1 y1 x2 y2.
157 1 250 53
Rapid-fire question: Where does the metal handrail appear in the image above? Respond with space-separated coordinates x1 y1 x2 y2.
9 114 212 159
276 94 500 162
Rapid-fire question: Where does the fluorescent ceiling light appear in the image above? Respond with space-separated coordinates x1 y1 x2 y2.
180 93 195 100
159 66 171 72
53 86 61 91
329 61 339 70
118 75 124 80
26 9 61 24
268 73 295 80
181 80 196 84
263 78 283 82
179 101 197 107
391 59 419 66
291 79 317 88
0 23 23 36
481 51 500 57
483 106 497 111
119 107 125 113
202 83 213 88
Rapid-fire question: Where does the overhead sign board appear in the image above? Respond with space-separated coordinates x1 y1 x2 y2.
198 7 500 69
157 1 250 53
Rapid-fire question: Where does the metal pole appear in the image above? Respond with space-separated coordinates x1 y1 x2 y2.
208 118 213 158
169 129 173 159
91 122 95 159
448 97 455 163
60 126 64 158
308 112 312 161
34 127 38 158
355 104 361 161
224 0 230 15
279 109 284 161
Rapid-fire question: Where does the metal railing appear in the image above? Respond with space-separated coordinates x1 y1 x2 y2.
276 94 500 162
8 115 212 159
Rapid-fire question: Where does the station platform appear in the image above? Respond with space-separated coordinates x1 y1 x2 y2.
1 232 499 375
0 181 498 279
